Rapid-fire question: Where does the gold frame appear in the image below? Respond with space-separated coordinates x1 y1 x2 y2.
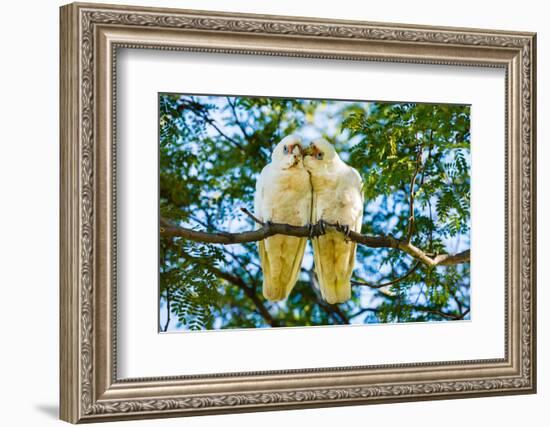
60 2 537 423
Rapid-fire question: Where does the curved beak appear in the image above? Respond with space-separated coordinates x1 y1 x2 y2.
289 144 302 156
302 145 314 156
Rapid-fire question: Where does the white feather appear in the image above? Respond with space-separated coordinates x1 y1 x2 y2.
305 139 363 304
254 136 312 301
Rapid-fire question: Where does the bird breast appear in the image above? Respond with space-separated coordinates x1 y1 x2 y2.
311 170 361 226
266 168 311 226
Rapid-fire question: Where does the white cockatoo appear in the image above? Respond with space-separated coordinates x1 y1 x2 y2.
254 135 312 301
303 139 364 304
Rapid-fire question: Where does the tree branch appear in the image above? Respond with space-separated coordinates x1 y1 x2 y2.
183 97 246 151
349 303 469 321
351 261 421 288
176 248 281 327
363 284 471 320
212 269 277 326
240 207 264 226
397 243 470 267
348 307 380 319
209 264 281 327
162 288 171 332
161 217 470 267
226 96 250 141
406 146 424 242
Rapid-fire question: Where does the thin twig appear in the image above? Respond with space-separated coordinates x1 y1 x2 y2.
240 207 264 226
179 251 281 327
348 307 380 319
163 287 171 332
183 98 246 151
351 261 421 289
406 146 424 242
458 307 471 319
349 304 467 321
226 97 250 140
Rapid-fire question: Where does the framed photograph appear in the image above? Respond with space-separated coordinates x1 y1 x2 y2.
60 2 537 423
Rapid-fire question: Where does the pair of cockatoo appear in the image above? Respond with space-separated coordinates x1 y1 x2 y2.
254 135 364 304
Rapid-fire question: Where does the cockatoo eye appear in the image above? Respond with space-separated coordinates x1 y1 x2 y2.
283 145 288 154
316 151 324 160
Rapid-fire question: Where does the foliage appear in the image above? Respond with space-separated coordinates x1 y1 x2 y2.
159 94 471 331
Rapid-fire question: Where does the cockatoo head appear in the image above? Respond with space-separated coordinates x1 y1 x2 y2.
271 135 303 169
302 138 338 171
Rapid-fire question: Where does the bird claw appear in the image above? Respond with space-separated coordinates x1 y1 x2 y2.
344 228 351 243
308 220 327 238
318 219 327 236
336 222 351 242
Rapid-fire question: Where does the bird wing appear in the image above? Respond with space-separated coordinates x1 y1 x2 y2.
313 164 364 304
341 165 364 286
344 166 364 286
256 165 309 301
282 236 307 298
310 176 341 303
349 165 364 234
310 189 326 296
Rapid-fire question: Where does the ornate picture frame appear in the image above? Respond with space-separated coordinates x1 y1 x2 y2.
60 2 536 423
